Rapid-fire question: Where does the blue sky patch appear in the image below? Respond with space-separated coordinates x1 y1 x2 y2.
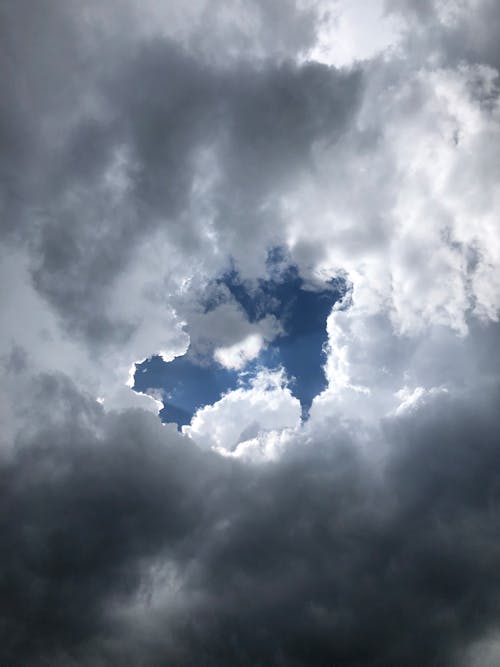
133 258 344 427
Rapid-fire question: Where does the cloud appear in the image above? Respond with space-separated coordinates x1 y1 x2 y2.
186 368 301 452
0 0 358 428
1 3 361 357
214 332 266 370
1 1 500 665
2 372 500 666
0 373 215 665
386 0 500 71
286 60 500 335
306 0 404 67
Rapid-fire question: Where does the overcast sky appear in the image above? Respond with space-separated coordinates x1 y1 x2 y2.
1 1 500 665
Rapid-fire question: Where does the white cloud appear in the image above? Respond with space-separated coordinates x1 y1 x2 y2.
214 332 264 370
392 385 448 416
305 0 404 67
286 62 500 337
185 369 301 453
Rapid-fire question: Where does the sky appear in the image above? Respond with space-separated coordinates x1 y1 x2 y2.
1 1 500 665
133 255 342 428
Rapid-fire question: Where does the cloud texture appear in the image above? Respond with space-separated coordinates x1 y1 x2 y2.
1 1 500 665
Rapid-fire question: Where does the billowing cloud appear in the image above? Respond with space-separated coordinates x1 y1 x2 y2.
2 373 500 666
1 0 500 665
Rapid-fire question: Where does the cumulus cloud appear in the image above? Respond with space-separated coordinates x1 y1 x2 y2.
1 0 500 665
214 332 266 370
186 368 301 452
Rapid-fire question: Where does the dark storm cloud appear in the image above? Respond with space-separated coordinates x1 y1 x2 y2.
2 373 500 666
167 388 500 667
0 0 361 345
0 373 224 665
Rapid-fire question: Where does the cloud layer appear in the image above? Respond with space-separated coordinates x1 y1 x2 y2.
1 1 500 665
3 374 500 666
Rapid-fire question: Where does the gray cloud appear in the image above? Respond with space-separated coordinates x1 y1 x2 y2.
2 1 500 665
386 0 500 71
2 374 500 665
1 373 220 664
0 0 360 347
